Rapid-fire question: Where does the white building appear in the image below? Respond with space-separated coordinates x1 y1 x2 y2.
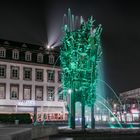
0 39 67 121
120 88 140 100
118 88 140 122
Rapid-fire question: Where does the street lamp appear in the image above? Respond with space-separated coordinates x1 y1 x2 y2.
68 89 72 94
67 88 75 129
47 45 50 49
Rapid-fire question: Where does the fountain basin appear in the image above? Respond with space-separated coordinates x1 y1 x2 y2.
50 128 140 140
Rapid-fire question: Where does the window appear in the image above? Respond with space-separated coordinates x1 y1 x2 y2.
49 55 54 64
0 83 6 99
11 66 19 79
23 85 31 100
47 86 55 101
23 67 32 80
12 49 19 60
58 87 63 101
37 53 43 63
25 51 32 61
35 86 43 101
58 71 61 82
4 41 9 46
10 84 19 100
35 69 43 81
0 47 6 58
0 65 6 78
47 70 55 82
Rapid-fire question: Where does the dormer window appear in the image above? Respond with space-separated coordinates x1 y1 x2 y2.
49 54 54 64
0 47 6 58
4 41 9 46
37 53 43 63
12 49 19 60
25 51 32 61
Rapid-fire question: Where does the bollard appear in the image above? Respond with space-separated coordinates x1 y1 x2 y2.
15 120 19 125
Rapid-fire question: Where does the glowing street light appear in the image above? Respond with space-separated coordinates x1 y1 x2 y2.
68 89 72 94
47 45 50 49
51 46 54 49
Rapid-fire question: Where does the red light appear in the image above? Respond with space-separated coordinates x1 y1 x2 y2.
131 109 139 113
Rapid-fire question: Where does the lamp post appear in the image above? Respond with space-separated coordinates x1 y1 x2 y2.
91 103 95 129
67 89 75 129
81 91 85 130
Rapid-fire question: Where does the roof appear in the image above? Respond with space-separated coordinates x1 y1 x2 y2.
0 38 61 53
0 38 44 51
120 88 140 99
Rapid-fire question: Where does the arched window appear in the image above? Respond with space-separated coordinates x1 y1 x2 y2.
25 51 32 61
12 49 19 60
0 47 6 58
37 53 43 63
49 55 54 64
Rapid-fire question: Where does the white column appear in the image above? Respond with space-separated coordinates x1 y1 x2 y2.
43 69 47 83
44 86 47 101
6 83 10 99
7 63 10 79
19 64 23 80
19 84 23 100
44 68 47 101
63 103 66 120
41 106 44 121
6 64 11 99
55 86 58 101
32 68 35 100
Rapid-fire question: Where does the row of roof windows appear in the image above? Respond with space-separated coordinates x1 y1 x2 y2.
0 47 55 64
1 40 44 50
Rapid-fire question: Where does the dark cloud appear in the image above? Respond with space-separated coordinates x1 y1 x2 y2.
0 0 140 93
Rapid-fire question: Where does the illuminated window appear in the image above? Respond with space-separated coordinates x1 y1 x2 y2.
49 55 54 64
0 83 6 99
35 69 43 81
23 67 32 80
23 85 31 100
35 86 43 101
0 47 6 58
0 65 6 78
11 66 19 79
12 49 19 60
37 53 43 63
25 51 32 61
47 70 55 82
10 84 19 100
47 86 55 101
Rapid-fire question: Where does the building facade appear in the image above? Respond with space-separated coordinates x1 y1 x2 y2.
0 39 67 121
120 88 140 101
111 88 140 122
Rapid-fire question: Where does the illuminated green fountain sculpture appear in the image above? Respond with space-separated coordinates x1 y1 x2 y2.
60 10 102 129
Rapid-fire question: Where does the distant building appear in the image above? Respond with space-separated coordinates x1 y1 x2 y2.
0 39 67 121
118 88 140 122
120 88 140 104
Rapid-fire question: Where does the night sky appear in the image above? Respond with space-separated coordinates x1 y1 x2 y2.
0 0 140 94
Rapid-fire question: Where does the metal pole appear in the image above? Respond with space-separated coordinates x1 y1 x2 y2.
81 102 85 130
91 103 95 129
70 92 75 129
33 106 37 125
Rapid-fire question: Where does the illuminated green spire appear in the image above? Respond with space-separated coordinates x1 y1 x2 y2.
61 17 102 104
61 9 102 129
